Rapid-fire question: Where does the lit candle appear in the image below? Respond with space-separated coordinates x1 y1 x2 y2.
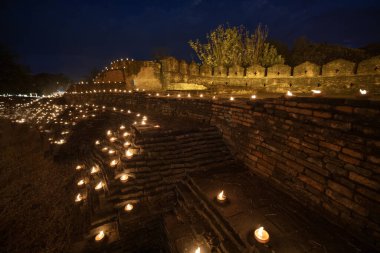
230 97 234 101
124 203 133 212
154 125 160 128
76 165 83 170
195 247 200 253
91 165 99 174
110 159 118 167
108 149 115 155
254 226 270 243
217 190 226 202
102 147 108 152
125 149 133 158
286 91 293 97
77 179 85 186
109 137 117 142
95 231 105 242
200 94 203 98
120 174 129 182
123 132 130 137
95 181 103 190
141 120 146 125
75 193 83 202
106 130 112 136
360 89 367 95
120 125 125 130
251 95 256 99
123 141 131 148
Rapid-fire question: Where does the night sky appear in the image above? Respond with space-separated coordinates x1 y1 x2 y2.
1 0 380 80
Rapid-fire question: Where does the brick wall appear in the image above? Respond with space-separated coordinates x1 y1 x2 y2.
65 93 380 249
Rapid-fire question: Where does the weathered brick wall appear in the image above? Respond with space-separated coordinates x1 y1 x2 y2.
64 93 380 249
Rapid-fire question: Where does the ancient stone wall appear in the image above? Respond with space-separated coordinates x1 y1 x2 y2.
64 92 380 250
92 56 380 95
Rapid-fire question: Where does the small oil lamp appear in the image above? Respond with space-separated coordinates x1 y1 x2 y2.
124 203 133 212
77 179 85 186
254 226 270 244
217 190 227 203
120 174 129 183
95 231 105 242
110 159 118 167
75 193 83 202
91 165 99 174
125 149 133 159
95 181 103 191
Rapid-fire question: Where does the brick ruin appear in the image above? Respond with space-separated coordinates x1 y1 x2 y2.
63 92 380 252
86 56 380 95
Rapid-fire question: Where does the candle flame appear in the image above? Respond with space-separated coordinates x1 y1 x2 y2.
360 89 367 95
95 231 105 241
95 181 103 190
311 90 321 94
195 247 200 253
109 137 117 142
286 91 293 96
76 165 83 170
106 130 112 136
95 140 100 145
123 132 130 137
77 179 84 186
120 174 128 182
120 125 125 130
251 95 256 99
125 203 134 211
125 149 133 158
258 227 264 238
217 190 226 201
91 165 99 174
110 159 118 167
230 97 234 101
75 193 82 202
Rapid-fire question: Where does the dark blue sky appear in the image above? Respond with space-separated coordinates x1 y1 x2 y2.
1 0 380 80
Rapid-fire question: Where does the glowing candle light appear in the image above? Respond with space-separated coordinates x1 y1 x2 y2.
77 179 85 186
195 247 200 253
123 132 130 137
154 125 160 128
254 226 270 243
106 130 112 136
95 181 103 190
75 193 83 202
360 89 367 95
76 165 83 170
125 149 133 158
286 91 293 97
95 231 105 242
217 190 226 202
120 174 129 182
120 125 125 130
177 94 181 98
110 159 118 167
124 203 134 212
251 95 256 99
102 147 108 152
200 94 203 98
95 140 100 145
156 93 160 96
141 120 146 125
187 93 191 98
123 141 131 148
230 97 234 101
108 149 115 155
136 113 140 117
91 165 99 174
109 137 117 142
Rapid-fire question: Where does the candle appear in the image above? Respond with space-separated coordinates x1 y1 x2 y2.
254 226 270 243
120 125 125 130
108 149 115 155
359 89 367 95
106 130 112 136
251 95 256 99
110 159 118 167
91 165 99 174
124 203 133 212
75 193 83 202
154 125 160 128
76 165 83 170
123 132 130 137
230 97 234 101
95 231 105 242
141 120 146 125
95 181 103 190
195 247 200 253
120 174 129 182
77 179 85 186
101 147 108 152
217 190 226 202
311 89 321 94
123 141 131 148
286 91 293 97
109 137 117 142
125 149 133 158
